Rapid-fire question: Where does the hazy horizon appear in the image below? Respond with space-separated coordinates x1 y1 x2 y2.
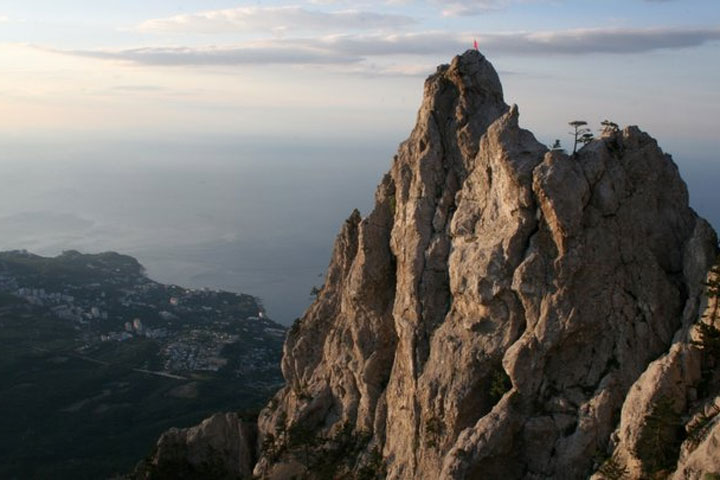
0 135 394 324
1 0 719 323
1 125 718 324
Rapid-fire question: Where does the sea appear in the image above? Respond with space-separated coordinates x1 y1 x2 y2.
0 135 396 324
1 134 717 325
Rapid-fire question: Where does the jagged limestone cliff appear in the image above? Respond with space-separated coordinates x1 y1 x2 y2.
139 50 720 479
253 50 718 479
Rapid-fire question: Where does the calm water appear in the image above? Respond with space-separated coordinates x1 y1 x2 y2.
1 135 717 324
0 136 396 324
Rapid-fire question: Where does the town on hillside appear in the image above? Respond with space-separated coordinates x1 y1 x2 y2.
0 249 286 376
0 249 287 479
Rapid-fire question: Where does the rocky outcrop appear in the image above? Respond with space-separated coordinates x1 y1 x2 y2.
132 413 257 479
673 395 720 479
594 264 720 480
140 50 719 479
250 50 718 479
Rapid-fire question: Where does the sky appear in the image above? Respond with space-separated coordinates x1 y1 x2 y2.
0 0 719 148
0 1 719 323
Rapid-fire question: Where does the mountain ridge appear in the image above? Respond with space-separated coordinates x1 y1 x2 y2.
139 50 720 479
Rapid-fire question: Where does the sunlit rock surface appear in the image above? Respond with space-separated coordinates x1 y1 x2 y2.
144 50 720 480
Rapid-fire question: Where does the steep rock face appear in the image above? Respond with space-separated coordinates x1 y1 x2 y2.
123 49 720 480
255 49 510 477
595 262 720 480
133 413 256 479
440 132 717 479
252 50 718 479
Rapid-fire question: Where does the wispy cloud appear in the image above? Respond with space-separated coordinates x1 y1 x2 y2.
135 6 416 34
301 0 676 16
322 26 720 56
46 43 361 66
111 85 169 92
335 62 437 77
433 0 511 16
297 0 517 16
479 26 720 55
48 26 720 68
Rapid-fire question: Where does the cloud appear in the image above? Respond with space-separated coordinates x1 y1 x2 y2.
135 6 416 34
433 0 510 16
111 85 169 92
298 31 466 56
403 0 673 16
487 26 720 55
334 62 437 77
49 26 720 68
309 26 720 56
429 0 551 16
48 43 361 66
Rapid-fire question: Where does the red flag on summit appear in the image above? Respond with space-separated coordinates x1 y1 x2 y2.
473 39 478 50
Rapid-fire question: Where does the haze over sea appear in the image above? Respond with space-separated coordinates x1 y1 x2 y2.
1 0 718 324
1 130 718 325
0 134 396 324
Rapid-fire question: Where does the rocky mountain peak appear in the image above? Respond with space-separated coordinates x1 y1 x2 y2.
139 52 720 480
411 49 508 178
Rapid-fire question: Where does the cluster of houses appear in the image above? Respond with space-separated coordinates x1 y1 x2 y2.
0 262 282 378
10 286 110 326
99 318 169 342
161 330 240 372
